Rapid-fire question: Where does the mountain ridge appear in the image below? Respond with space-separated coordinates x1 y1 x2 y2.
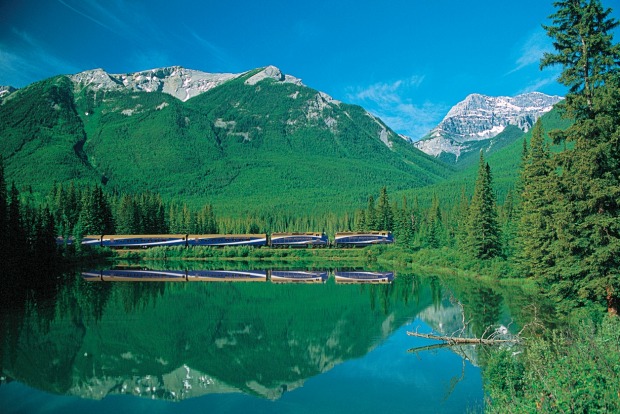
67 65 303 103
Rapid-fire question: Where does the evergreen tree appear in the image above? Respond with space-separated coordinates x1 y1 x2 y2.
354 209 367 231
540 0 620 314
517 120 557 278
393 196 415 247
376 187 393 231
366 195 377 230
7 183 27 270
455 187 470 250
116 194 139 234
542 0 620 119
465 152 501 259
77 186 114 235
424 194 443 249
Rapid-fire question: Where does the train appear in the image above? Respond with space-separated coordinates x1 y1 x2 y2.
57 231 394 249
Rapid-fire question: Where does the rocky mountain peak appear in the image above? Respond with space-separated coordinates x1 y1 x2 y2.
414 92 563 160
70 66 240 101
0 85 17 103
244 65 303 86
69 65 304 101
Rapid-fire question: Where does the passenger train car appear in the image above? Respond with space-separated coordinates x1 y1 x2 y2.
58 231 392 249
270 232 328 247
100 234 187 248
333 231 394 247
81 268 187 282
270 270 328 283
334 271 394 284
186 269 268 282
187 234 268 247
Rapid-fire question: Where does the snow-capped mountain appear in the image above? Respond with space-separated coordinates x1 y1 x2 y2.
414 92 563 161
69 65 302 102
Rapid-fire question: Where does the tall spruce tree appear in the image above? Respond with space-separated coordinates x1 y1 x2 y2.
424 194 443 249
517 120 558 279
376 187 393 231
364 195 377 230
540 0 620 314
465 152 501 259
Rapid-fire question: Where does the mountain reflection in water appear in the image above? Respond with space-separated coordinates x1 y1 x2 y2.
0 266 518 413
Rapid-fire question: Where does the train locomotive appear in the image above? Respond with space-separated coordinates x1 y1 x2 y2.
57 231 392 249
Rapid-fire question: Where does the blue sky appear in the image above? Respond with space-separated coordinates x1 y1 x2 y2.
1 0 619 139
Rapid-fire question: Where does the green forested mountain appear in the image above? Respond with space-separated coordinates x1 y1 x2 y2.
0 67 451 216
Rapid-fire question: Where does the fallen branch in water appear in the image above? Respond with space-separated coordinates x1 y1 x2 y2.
407 342 454 354
406 330 520 345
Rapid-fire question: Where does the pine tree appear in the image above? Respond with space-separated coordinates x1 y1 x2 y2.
7 183 27 270
376 187 393 231
455 186 470 250
366 195 377 230
517 120 558 278
465 152 501 259
424 194 443 249
542 0 620 119
540 0 620 314
354 209 367 231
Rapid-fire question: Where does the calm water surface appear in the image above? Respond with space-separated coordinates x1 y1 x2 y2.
0 267 509 413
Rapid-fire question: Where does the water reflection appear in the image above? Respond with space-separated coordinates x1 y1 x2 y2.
81 268 394 284
1 268 429 403
0 265 542 412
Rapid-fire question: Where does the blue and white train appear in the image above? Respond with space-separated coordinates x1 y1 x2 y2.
57 231 393 249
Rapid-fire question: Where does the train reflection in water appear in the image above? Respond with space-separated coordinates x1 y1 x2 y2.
81 269 393 284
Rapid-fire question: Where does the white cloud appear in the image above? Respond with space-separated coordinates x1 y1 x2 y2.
0 30 80 87
56 0 131 37
346 76 447 141
507 29 554 75
517 69 563 95
56 0 168 46
189 31 236 70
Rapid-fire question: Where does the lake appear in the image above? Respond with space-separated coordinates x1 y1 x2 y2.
0 266 520 413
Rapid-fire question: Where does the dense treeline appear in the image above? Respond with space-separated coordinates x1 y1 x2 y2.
0 157 58 283
351 161 508 259
525 0 619 316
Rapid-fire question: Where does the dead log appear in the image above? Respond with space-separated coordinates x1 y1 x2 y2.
406 330 520 345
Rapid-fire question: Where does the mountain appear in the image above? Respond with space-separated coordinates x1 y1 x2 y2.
413 92 563 164
0 65 450 215
398 107 574 211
